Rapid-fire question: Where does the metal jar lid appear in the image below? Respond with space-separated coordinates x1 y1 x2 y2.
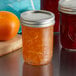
20 10 55 27
59 0 76 14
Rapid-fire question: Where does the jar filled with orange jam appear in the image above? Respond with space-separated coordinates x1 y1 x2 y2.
21 10 55 65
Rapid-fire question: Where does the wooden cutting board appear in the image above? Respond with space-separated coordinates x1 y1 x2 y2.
0 34 22 56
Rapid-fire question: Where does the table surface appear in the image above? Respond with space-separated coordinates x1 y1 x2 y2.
0 33 76 76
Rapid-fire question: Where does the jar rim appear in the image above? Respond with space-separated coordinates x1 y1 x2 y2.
59 1 76 14
20 10 55 27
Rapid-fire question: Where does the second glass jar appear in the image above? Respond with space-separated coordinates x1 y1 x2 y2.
59 0 76 50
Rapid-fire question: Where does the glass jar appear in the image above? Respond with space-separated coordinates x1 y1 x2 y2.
59 0 76 51
41 0 59 32
21 10 55 65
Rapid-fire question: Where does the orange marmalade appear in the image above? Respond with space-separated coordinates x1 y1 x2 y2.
21 10 55 65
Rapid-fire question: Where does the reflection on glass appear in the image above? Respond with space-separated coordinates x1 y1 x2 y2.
60 48 76 76
23 62 53 76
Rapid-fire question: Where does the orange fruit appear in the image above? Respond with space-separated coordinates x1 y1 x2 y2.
0 11 20 40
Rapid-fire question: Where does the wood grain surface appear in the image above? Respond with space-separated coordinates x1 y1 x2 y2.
0 34 22 56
